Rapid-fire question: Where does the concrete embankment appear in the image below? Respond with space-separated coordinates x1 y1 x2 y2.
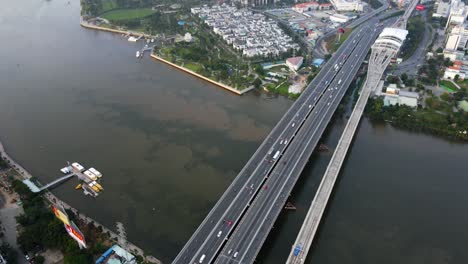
150 54 255 95
79 20 155 38
0 139 162 264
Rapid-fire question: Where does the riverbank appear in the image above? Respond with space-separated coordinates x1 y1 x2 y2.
365 98 468 141
150 53 255 95
80 19 154 38
80 18 254 95
0 139 162 264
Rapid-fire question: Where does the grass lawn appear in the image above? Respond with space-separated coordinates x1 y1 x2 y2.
455 79 468 90
459 100 468 112
268 65 288 73
276 82 290 95
101 0 118 12
184 62 202 72
440 80 457 92
326 28 353 53
101 8 155 21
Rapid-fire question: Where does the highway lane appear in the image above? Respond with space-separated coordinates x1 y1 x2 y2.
174 24 372 264
215 25 381 264
173 46 342 263
185 29 369 264
313 0 388 58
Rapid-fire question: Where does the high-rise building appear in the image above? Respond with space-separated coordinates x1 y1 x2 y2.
433 0 451 18
445 23 468 50
446 0 468 27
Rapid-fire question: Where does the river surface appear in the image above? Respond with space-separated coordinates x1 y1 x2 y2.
1 1 467 263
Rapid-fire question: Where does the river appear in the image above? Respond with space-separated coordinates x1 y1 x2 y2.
1 1 467 263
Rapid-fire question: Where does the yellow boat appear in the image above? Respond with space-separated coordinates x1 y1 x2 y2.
75 184 82 190
91 185 100 192
94 183 104 191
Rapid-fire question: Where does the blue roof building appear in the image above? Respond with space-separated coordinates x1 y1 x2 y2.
312 58 325 67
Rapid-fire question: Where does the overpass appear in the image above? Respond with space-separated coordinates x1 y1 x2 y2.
173 19 383 264
286 3 415 263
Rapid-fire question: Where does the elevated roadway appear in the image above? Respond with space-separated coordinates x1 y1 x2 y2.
173 20 379 264
286 3 415 262
285 58 376 264
215 23 382 264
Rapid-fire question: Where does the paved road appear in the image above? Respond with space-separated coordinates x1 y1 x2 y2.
313 0 389 58
214 24 381 264
394 10 433 76
172 21 377 264
0 206 28 264
285 41 381 264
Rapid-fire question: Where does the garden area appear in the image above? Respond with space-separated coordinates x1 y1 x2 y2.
156 25 260 91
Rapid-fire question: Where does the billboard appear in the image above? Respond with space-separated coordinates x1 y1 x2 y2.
51 204 86 248
52 205 70 226
65 222 87 249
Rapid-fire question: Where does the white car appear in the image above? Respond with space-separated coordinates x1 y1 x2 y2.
217 231 222 237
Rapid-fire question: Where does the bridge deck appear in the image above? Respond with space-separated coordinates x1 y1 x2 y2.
285 72 374 264
285 2 416 260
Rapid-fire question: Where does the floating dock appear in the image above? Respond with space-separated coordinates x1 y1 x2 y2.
22 161 105 197
62 162 104 197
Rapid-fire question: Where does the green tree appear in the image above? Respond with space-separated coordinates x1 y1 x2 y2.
35 256 45 264
401 73 408 83
440 92 451 102
436 47 443 53
253 78 262 89
254 65 265 76
455 74 460 82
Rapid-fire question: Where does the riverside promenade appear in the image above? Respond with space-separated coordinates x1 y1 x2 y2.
0 139 162 264
150 54 255 95
80 18 155 39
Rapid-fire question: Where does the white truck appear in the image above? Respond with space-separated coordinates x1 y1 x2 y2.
273 151 281 160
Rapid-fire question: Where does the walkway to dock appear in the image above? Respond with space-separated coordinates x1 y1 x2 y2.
285 78 373 264
22 173 76 193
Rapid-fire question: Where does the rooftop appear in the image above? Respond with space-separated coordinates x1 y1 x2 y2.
287 56 304 66
379 27 409 42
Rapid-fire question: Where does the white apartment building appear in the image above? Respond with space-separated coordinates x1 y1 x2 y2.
446 0 468 26
445 23 468 50
329 0 364 11
433 0 451 18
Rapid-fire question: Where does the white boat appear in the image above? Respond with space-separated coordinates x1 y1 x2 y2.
136 51 141 58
